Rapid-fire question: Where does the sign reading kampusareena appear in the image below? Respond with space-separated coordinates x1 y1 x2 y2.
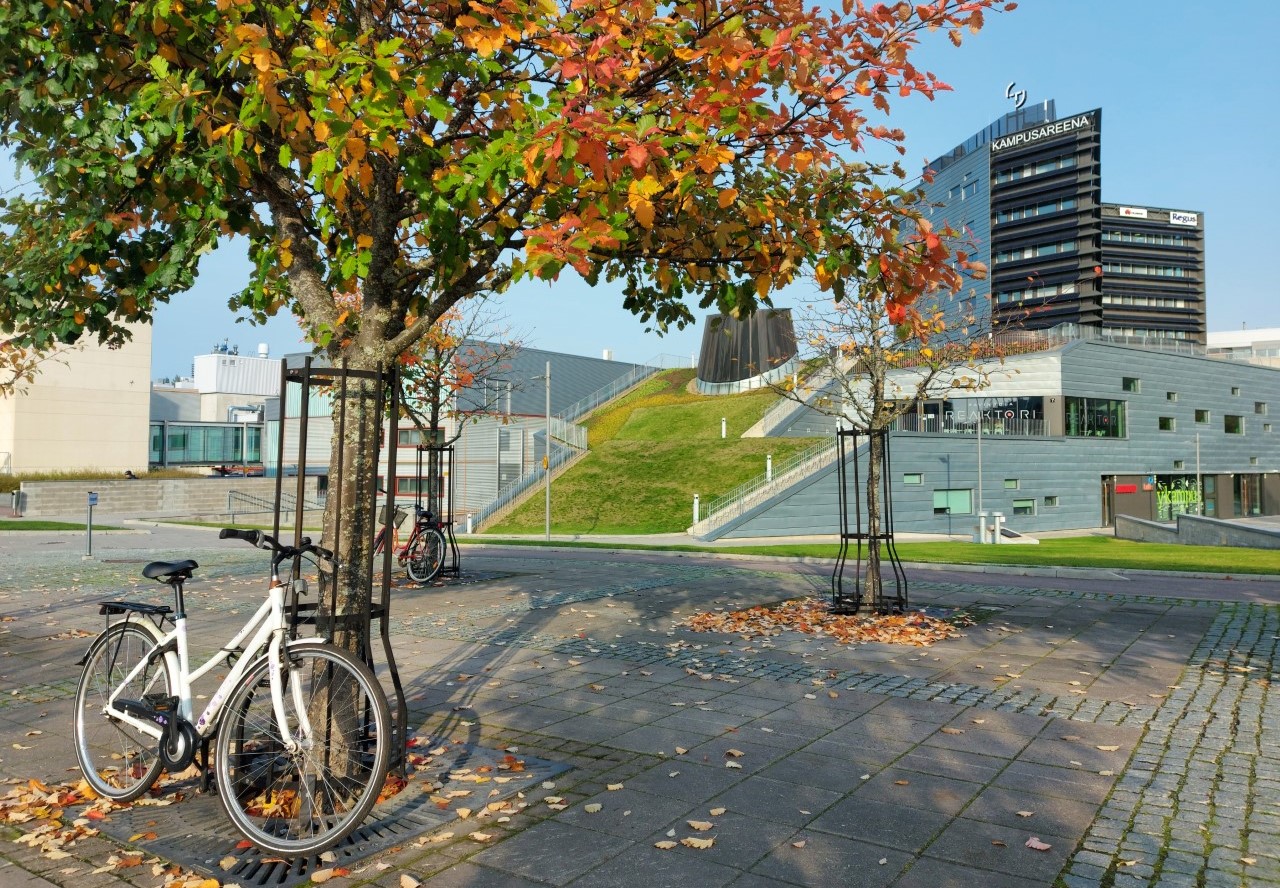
990 110 1099 154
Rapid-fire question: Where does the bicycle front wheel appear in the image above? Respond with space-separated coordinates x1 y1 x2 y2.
72 622 172 802
406 528 445 583
214 642 391 856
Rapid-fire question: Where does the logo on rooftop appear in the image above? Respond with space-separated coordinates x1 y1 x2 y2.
1005 81 1027 110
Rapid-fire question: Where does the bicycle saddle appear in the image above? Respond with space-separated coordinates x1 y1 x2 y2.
142 560 199 580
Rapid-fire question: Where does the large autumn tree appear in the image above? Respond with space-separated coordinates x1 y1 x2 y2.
0 0 1013 644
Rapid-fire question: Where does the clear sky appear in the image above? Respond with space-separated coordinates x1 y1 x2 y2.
6 1 1278 379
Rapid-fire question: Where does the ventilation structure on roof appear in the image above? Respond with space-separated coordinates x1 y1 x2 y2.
695 309 799 395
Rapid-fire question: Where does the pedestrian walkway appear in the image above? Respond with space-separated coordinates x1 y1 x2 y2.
1 527 1278 887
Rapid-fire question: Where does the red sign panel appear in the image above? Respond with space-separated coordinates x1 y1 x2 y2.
1115 484 1138 494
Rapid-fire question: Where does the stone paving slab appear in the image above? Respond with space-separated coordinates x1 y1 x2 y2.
3 535 1280 886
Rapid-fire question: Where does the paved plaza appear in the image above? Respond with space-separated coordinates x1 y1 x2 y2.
1 525 1279 887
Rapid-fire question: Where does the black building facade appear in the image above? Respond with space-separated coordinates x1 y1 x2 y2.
926 104 1207 344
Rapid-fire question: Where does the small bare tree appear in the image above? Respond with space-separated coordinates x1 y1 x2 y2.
397 299 525 516
777 214 1007 605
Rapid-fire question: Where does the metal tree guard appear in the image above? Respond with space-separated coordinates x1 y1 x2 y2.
273 355 409 774
831 426 908 615
415 441 461 579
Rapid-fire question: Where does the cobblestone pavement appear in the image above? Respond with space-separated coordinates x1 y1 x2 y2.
1 530 1279 887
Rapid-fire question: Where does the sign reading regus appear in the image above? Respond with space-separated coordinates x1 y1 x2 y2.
990 110 1099 153
1169 211 1199 227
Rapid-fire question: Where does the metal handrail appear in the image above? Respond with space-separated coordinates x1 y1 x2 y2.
694 437 842 534
557 364 662 424
467 441 584 530
227 489 324 522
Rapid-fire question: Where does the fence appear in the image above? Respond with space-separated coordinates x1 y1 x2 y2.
888 414 1048 437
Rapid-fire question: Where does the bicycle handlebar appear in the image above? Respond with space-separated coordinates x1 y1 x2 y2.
219 528 335 565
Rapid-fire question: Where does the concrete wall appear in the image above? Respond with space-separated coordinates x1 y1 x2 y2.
1116 513 1280 550
17 476 321 521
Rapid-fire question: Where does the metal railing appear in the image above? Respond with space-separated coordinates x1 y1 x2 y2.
227 489 325 522
694 357 799 396
466 441 586 531
888 414 1049 437
558 363 662 424
692 437 844 534
550 416 587 449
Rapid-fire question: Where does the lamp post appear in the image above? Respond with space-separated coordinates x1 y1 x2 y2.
544 361 551 541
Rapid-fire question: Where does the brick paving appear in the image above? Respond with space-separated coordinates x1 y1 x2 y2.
1 527 1279 887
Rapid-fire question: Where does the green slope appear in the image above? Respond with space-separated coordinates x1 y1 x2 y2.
488 369 821 534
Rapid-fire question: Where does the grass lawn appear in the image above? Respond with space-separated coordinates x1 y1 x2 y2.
489 369 823 535
0 520 123 531
467 535 1280 575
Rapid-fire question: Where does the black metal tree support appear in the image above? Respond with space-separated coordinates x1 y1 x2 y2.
274 356 409 775
831 426 908 615
416 443 461 578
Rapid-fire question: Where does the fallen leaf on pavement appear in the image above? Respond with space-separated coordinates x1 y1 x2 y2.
1025 837 1052 851
654 841 677 850
688 820 714 831
681 837 715 850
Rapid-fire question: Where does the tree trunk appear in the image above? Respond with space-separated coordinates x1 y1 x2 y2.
320 372 384 659
865 429 883 610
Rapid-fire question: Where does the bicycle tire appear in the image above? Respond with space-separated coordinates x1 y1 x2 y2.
406 528 445 583
72 622 173 802
214 641 391 856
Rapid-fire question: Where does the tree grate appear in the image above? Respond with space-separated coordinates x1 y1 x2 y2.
94 744 568 888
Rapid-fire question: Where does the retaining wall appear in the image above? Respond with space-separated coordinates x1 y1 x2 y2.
1115 513 1280 549
14 477 322 521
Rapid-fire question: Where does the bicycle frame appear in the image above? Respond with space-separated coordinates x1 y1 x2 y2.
101 579 304 752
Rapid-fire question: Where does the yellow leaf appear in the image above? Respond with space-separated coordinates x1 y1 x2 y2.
754 274 770 300
314 121 331 142
633 201 655 229
654 840 677 850
687 820 714 831
280 248 293 269
681 837 715 850
251 47 272 72
356 234 373 250
718 187 738 208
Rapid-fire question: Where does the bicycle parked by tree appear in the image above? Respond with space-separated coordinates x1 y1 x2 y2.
373 503 446 584
71 529 392 856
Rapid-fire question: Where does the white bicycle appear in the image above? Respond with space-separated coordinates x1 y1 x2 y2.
72 529 392 856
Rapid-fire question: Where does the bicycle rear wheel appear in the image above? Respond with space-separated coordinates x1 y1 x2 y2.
72 622 172 802
214 642 391 856
406 528 445 583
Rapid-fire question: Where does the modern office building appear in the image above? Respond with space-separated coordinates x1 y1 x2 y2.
924 101 1205 344
693 332 1280 540
1207 328 1280 368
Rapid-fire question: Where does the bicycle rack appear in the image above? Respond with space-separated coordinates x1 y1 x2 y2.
273 356 409 775
415 443 461 579
832 426 908 615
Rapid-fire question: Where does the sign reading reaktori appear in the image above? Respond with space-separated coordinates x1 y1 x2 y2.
990 110 1099 153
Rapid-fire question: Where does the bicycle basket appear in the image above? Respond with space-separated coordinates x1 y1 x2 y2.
379 505 410 528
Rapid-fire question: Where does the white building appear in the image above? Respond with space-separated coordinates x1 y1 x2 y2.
1207 328 1280 368
0 326 152 474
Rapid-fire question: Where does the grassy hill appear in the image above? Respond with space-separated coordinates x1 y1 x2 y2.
488 369 820 535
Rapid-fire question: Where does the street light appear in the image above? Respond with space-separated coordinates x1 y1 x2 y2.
541 361 551 541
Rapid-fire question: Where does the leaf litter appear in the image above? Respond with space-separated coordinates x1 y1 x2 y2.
682 598 970 647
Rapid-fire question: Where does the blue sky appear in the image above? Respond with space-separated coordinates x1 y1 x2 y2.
6 2 1277 378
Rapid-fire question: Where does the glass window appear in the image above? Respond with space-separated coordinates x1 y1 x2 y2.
932 489 973 516
1224 415 1244 435
1003 479 1019 489
1173 460 1185 470
902 473 923 485
1064 397 1127 438
1167 392 1178 402
1232 387 1242 396
1122 377 1141 393
1012 498 1036 516
1250 457 1259 466
1159 417 1176 431
1044 496 1059 507
1195 409 1210 424
1256 402 1268 415
1265 424 1273 433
